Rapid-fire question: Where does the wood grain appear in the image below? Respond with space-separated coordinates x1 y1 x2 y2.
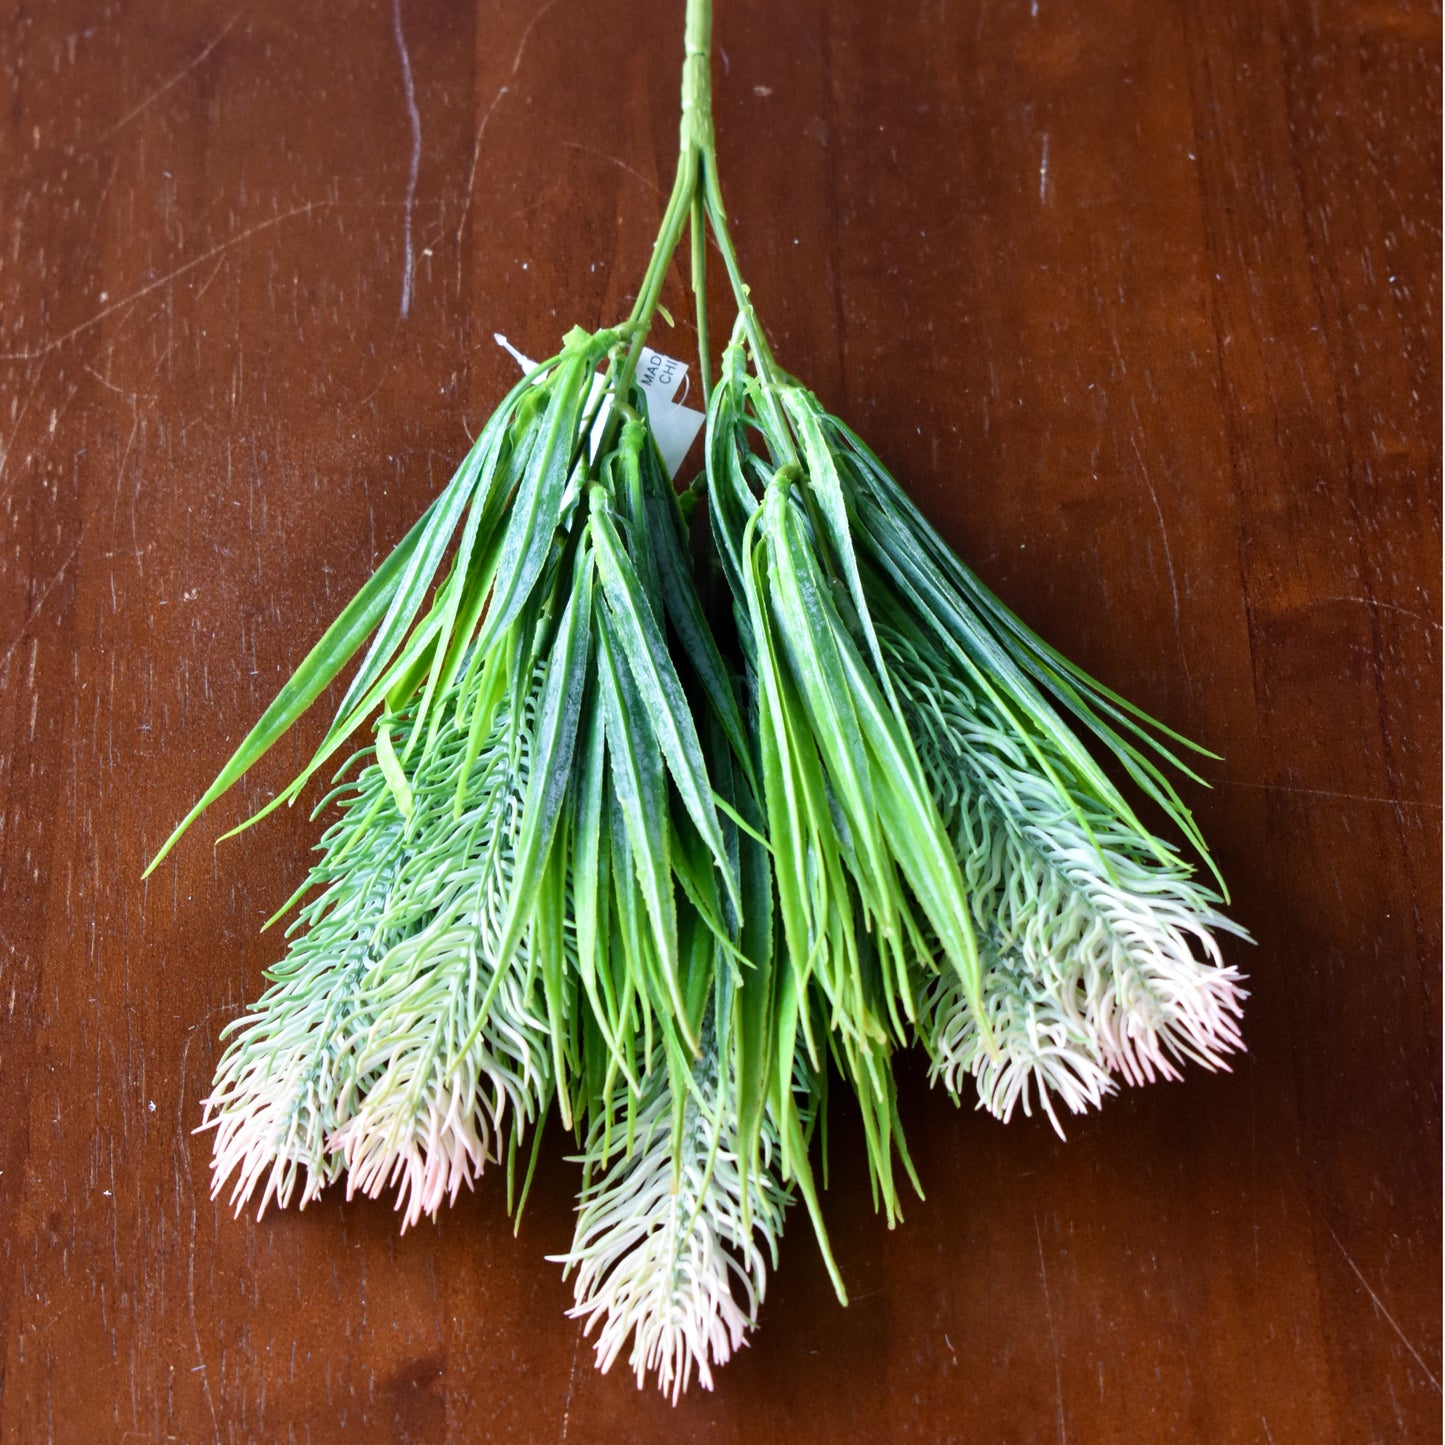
1 1 1438 1439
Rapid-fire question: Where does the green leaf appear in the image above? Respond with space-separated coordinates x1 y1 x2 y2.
704 350 761 606
728 737 775 1199
590 498 738 910
778 388 890 687
571 667 632 1080
634 431 756 786
493 545 595 970
476 349 591 655
217 589 457 844
594 605 689 1049
328 392 519 735
373 717 414 820
832 411 1222 880
144 496 439 876
536 801 575 1129
777 1054 847 1306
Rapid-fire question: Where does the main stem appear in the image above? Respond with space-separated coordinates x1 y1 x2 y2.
615 0 712 395
617 0 797 468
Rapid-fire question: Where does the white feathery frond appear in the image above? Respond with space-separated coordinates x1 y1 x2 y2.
200 788 409 1218
329 683 552 1229
555 1041 790 1403
927 950 1116 1139
893 627 1247 1129
201 664 554 1226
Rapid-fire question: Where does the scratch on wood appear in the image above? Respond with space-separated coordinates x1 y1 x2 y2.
107 9 246 134
0 355 51 501
1130 435 1191 695
558 1327 583 1443
565 141 661 195
1216 777 1441 811
0 202 336 363
0 535 83 676
190 256 231 307
454 83 511 294
1325 1222 1441 1393
392 0 423 319
512 0 565 78
1034 1214 1067 1444
1320 595 1441 631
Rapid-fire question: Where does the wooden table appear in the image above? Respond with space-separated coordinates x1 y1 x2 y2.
2 2 1438 1439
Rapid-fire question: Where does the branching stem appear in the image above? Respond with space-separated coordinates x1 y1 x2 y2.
614 0 801 469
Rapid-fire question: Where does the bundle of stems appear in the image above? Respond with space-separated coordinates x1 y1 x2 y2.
148 0 1245 1400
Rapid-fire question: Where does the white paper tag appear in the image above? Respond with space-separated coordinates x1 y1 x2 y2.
634 346 704 477
635 346 687 406
494 333 704 480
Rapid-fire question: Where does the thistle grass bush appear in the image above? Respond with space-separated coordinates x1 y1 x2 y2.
151 0 1247 1400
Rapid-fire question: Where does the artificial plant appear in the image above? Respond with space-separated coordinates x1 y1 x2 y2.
147 0 1246 1401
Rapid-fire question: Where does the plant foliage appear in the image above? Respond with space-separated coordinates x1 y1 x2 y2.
151 0 1247 1401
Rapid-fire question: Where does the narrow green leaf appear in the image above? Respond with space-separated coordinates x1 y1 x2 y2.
493 547 595 969
476 350 590 654
328 402 513 734
536 804 574 1129
595 608 692 1052
373 717 413 820
779 1074 847 1307
635 433 756 784
144 497 438 875
824 602 989 1039
571 666 631 1076
778 388 890 685
590 499 737 908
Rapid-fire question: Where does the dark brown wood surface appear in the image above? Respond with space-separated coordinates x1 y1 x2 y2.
1 1 1438 1440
